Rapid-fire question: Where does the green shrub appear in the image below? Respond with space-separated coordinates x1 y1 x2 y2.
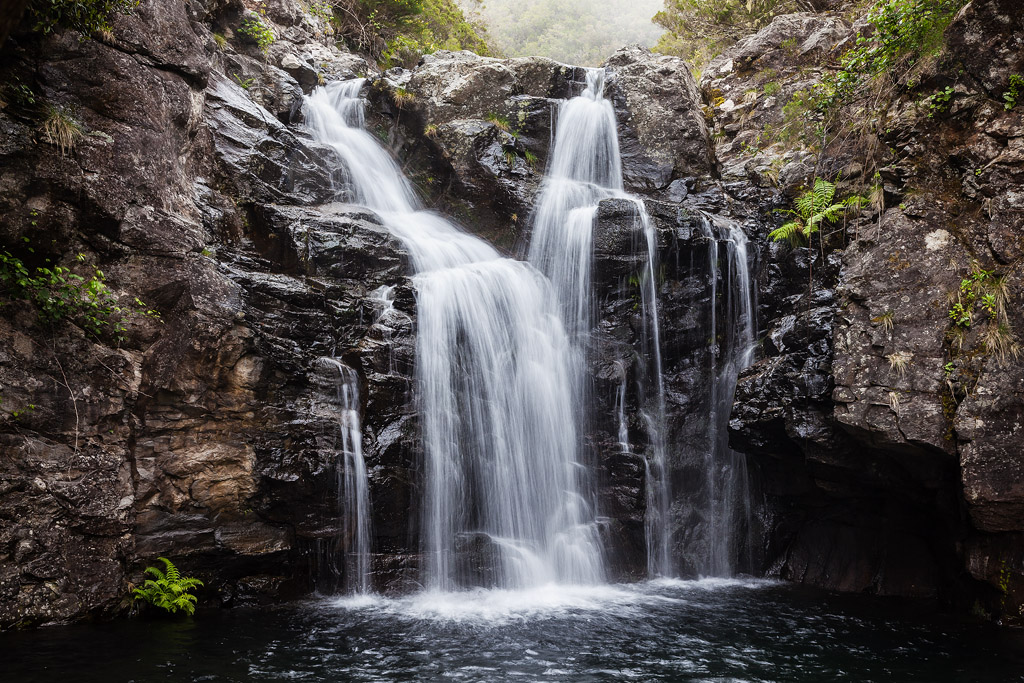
653 0 802 72
26 0 140 36
812 0 968 112
0 246 158 341
132 557 203 616
333 0 490 67
239 13 275 55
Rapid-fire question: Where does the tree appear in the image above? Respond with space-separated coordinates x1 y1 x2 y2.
653 0 815 71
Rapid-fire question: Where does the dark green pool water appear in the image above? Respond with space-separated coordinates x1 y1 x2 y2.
3 578 1023 682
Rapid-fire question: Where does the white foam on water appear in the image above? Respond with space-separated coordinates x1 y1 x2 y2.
324 582 679 626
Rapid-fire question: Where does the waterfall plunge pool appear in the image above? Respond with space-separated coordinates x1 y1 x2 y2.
5 579 1023 682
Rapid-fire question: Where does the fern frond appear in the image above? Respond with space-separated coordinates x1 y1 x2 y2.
811 177 836 210
769 220 806 245
143 566 166 582
159 557 181 582
817 203 847 224
843 194 868 210
795 190 817 219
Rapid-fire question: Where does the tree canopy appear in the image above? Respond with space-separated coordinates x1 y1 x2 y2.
459 0 664 66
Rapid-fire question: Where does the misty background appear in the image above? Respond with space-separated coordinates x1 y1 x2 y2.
458 0 666 66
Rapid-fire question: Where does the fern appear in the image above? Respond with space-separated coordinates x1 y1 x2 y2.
770 177 866 246
132 557 203 616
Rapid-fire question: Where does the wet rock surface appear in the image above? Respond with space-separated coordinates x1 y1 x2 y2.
1 0 1023 631
713 4 1024 623
0 0 415 627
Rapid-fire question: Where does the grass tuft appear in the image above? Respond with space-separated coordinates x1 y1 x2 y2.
43 105 84 156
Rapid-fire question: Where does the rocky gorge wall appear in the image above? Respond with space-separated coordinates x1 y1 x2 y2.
705 1 1024 624
0 0 1021 630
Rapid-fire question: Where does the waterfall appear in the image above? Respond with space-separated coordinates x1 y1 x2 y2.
528 69 757 579
696 214 756 576
529 69 620 338
304 80 605 592
528 69 671 578
314 357 373 593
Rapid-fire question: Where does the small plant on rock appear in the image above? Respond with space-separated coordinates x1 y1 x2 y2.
1003 74 1023 111
132 557 203 616
924 85 954 117
42 105 84 156
872 309 895 332
486 112 511 133
769 177 866 246
239 13 275 55
886 350 912 377
391 87 415 109
946 263 1019 364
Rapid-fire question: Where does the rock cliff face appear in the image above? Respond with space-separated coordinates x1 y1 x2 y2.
1 0 1021 630
705 3 1024 623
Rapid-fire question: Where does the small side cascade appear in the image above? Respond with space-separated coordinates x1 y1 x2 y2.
632 205 671 579
312 357 373 594
695 214 757 576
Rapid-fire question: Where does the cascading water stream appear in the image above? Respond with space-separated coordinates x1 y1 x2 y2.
314 357 372 594
528 69 671 578
304 80 605 593
696 214 756 576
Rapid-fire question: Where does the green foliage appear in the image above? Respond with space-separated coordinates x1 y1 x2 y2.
212 32 228 49
1 78 39 113
768 178 866 246
947 264 1019 363
467 0 662 67
232 73 255 90
26 0 140 36
948 266 995 328
0 245 158 341
132 557 203 616
811 0 968 112
308 0 334 22
924 85 954 117
762 81 781 97
653 0 801 72
333 0 490 68
1004 74 1023 111
239 13 275 55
